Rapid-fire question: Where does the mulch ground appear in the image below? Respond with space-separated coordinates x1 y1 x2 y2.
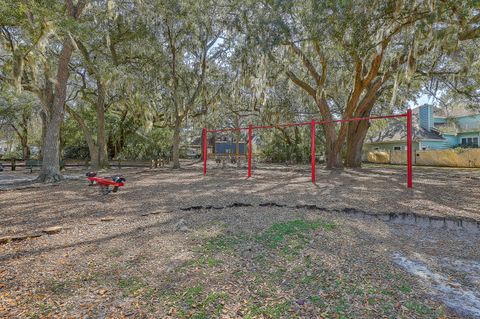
0 163 479 318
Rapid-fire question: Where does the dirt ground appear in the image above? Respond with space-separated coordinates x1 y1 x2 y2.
0 163 479 318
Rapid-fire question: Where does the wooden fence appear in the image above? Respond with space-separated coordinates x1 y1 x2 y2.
366 149 480 168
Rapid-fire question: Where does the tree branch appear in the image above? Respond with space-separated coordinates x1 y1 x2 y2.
289 42 322 86
285 70 316 98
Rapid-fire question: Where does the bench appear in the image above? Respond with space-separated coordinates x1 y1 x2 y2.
0 158 20 171
26 159 65 172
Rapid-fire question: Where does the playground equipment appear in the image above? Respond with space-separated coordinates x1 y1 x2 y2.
86 172 126 195
202 110 413 188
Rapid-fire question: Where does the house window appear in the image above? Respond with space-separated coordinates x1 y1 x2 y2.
461 137 479 147
393 146 401 150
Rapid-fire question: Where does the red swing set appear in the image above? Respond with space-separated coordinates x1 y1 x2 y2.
202 109 413 188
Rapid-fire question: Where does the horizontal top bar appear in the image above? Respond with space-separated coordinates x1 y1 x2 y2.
315 113 407 125
206 113 407 133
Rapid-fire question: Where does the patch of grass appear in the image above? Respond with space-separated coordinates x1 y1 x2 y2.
142 287 157 300
118 277 146 297
256 219 335 249
26 301 55 318
309 295 326 307
167 285 227 318
245 300 291 319
204 234 242 253
36 302 54 316
191 256 223 267
204 292 228 315
46 279 74 295
161 220 441 319
183 285 205 307
404 301 435 315
301 274 317 285
397 283 412 294
253 252 268 264
334 298 350 317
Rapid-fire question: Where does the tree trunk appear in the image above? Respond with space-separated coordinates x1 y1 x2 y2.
38 108 63 182
323 123 343 169
39 111 47 160
172 116 181 169
36 0 86 182
96 81 109 169
200 127 205 160
234 116 241 167
20 109 30 159
11 125 30 160
325 141 342 168
88 145 99 170
344 86 383 168
37 38 75 182
345 120 370 168
235 129 241 167
21 136 30 160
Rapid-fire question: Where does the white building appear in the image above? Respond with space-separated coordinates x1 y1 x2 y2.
0 139 12 156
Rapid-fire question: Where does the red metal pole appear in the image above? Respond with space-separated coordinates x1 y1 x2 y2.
203 127 207 175
407 109 413 188
311 119 316 184
248 124 252 178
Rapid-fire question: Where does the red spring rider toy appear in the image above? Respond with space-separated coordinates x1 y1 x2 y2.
86 172 126 195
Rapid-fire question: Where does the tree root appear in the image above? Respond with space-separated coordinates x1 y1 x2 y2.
35 172 64 183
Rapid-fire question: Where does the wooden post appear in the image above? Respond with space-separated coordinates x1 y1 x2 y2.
248 124 252 178
407 109 413 188
311 119 316 184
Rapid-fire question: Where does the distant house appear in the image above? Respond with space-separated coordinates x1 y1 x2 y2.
0 139 12 156
364 105 480 152
190 133 250 157
213 135 247 155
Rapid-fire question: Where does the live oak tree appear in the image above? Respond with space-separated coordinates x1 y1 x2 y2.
419 10 480 107
67 0 149 169
143 0 228 168
247 0 479 168
0 88 36 159
0 0 87 181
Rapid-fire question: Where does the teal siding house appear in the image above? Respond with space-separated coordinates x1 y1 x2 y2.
364 105 480 152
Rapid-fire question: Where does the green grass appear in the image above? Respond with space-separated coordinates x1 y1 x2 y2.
309 295 326 307
204 234 243 253
256 219 336 249
397 283 412 294
167 285 227 318
46 279 74 295
118 277 146 296
404 301 436 315
245 300 291 319
160 219 444 319
191 256 223 267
